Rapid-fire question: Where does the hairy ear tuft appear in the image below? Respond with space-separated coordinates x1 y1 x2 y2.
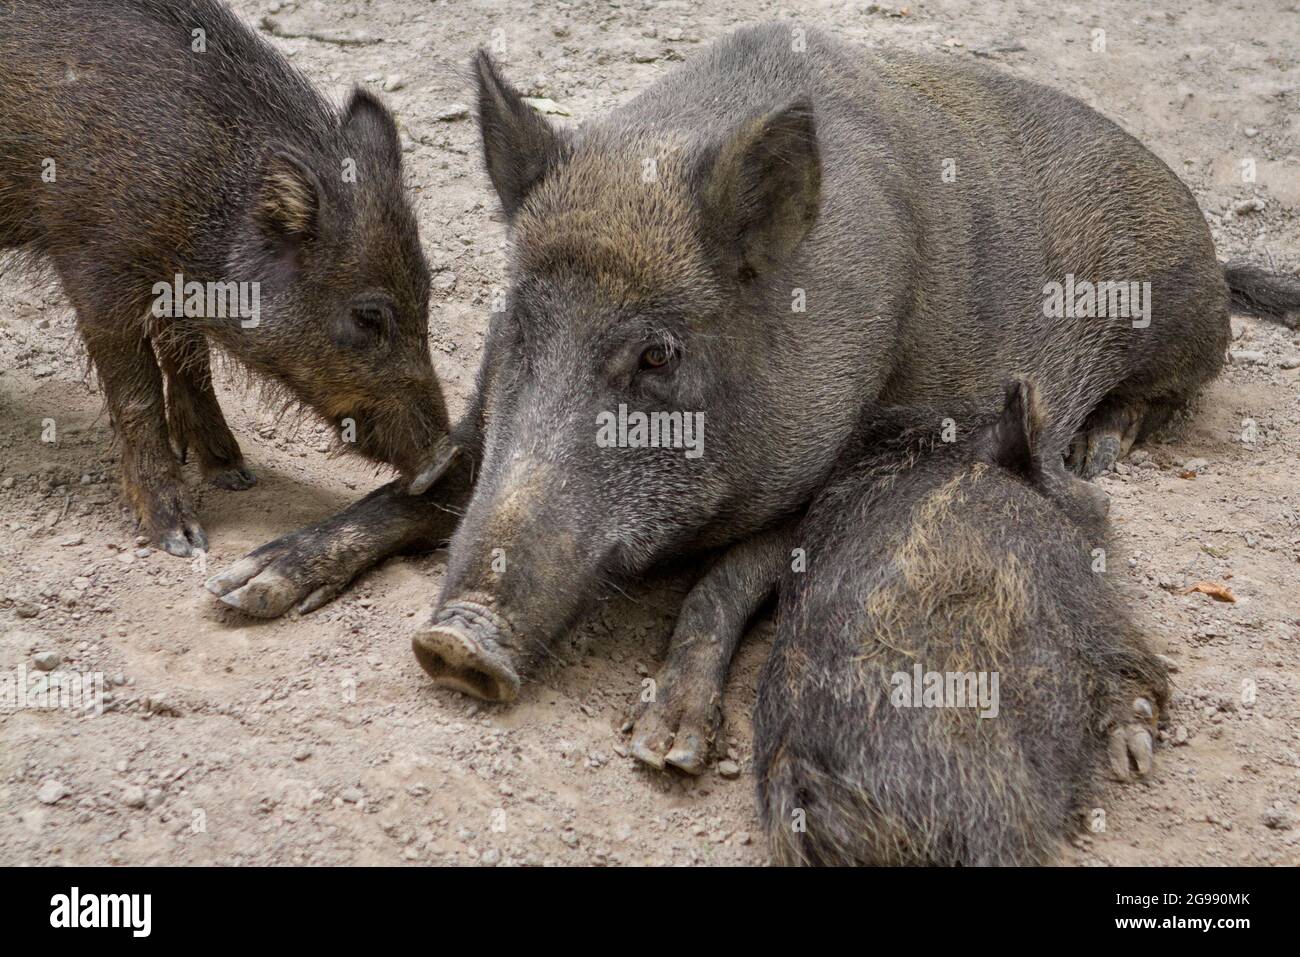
255 150 321 243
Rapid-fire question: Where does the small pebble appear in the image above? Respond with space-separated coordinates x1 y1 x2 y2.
1262 806 1297 830
37 780 67 805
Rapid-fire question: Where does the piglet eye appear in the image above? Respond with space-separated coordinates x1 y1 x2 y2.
639 344 672 371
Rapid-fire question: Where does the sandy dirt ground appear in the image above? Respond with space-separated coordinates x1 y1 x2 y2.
1 0 1298 866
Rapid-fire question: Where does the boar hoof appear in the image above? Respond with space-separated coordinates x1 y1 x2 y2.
629 737 670 771
208 464 258 491
1080 433 1122 480
1107 696 1158 782
664 734 710 775
206 547 351 619
629 703 717 775
413 621 520 703
213 568 302 618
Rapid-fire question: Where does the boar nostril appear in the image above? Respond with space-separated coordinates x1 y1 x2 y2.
412 622 520 703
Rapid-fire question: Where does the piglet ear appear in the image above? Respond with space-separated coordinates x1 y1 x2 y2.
255 150 321 244
703 98 822 279
474 50 566 218
344 87 402 169
974 378 1045 478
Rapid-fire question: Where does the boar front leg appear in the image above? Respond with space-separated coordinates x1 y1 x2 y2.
75 307 209 556
205 456 473 617
629 521 797 775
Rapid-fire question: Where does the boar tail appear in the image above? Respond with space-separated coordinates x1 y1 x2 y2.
1223 261 1300 328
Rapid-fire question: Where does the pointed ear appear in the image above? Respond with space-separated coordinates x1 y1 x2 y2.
344 87 402 169
474 50 566 218
974 378 1046 477
703 98 821 279
255 150 321 244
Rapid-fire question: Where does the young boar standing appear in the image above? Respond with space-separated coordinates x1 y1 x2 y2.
0 0 452 555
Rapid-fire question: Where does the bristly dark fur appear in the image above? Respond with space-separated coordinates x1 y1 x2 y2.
754 383 1169 865
0 0 448 554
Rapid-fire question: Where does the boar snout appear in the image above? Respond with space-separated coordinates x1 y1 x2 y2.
412 599 521 702
331 374 452 490
412 454 613 701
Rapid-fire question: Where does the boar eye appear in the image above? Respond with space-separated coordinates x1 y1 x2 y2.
351 299 395 340
639 344 674 371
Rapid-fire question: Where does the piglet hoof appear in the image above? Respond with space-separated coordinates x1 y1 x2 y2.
412 609 520 703
137 483 209 557
208 463 258 491
149 515 208 557
1107 696 1158 782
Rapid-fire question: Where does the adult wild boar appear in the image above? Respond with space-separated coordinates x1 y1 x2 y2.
0 0 452 555
209 23 1298 773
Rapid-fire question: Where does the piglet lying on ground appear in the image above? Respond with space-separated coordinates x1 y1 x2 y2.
754 381 1169 865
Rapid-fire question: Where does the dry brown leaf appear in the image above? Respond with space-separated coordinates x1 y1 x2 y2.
1181 581 1237 603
